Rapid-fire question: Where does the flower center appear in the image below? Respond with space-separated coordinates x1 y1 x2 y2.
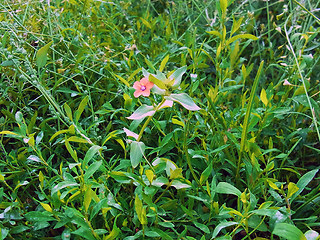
140 85 146 91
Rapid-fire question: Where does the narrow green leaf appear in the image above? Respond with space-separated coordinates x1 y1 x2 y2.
84 161 102 181
212 222 238 238
220 0 227 15
135 194 147 225
65 139 78 162
200 162 212 185
226 34 258 45
194 222 210 234
273 223 307 240
36 41 53 68
144 57 156 71
51 181 79 195
115 74 130 87
260 88 268 106
159 55 169 72
149 74 166 90
83 145 102 166
74 96 89 122
206 30 222 39
64 103 73 121
290 169 318 203
238 61 264 175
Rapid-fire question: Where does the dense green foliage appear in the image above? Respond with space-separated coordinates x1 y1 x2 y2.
0 0 320 239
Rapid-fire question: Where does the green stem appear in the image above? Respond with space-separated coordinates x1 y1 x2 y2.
137 98 166 142
184 119 200 186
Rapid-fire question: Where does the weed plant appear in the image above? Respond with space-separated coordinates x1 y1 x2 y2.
0 0 319 239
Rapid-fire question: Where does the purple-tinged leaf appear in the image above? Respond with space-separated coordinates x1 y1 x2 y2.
123 127 139 140
127 105 155 120
165 93 201 111
158 100 173 109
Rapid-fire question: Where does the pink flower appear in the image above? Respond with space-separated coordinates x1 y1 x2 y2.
283 79 292 86
133 77 154 98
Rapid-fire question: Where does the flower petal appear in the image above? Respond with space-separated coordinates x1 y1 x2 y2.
134 90 143 98
141 89 151 97
145 81 154 89
140 77 150 85
133 81 141 90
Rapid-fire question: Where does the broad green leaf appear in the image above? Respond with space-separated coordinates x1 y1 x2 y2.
74 96 89 122
24 211 55 222
165 93 201 111
83 145 102 166
169 168 182 179
287 182 299 199
84 187 99 212
159 55 169 72
15 111 23 123
212 222 238 238
130 141 145 168
200 162 212 185
152 158 177 176
145 169 154 184
290 169 319 203
135 194 147 225
194 222 210 234
215 182 241 197
72 227 95 240
226 34 258 45
168 66 187 88
127 104 155 120
36 41 53 68
84 161 102 181
273 223 307 240
260 88 268 106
